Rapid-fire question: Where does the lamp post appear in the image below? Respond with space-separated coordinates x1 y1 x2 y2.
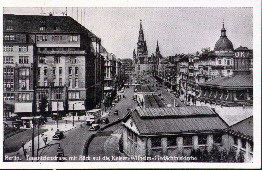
56 101 59 130
72 102 84 126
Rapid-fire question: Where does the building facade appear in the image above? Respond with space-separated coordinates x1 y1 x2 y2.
3 14 104 117
122 107 228 160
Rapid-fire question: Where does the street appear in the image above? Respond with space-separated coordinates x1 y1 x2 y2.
25 85 136 162
86 76 186 161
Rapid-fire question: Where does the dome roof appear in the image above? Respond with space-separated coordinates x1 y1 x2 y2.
214 23 234 51
214 36 234 51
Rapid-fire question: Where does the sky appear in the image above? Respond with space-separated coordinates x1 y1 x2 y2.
4 7 253 59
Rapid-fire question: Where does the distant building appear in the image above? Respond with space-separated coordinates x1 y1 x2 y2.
121 58 134 76
3 14 104 117
122 106 228 159
103 52 117 97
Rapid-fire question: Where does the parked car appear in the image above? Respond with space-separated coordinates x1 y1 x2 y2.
114 110 119 115
53 130 64 140
101 117 110 124
89 124 100 131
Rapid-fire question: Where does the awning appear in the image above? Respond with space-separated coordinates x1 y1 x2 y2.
104 87 113 91
21 116 41 120
68 101 85 110
86 109 101 113
15 103 32 113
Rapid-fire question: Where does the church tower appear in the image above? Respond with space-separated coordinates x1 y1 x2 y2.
134 20 151 75
137 20 148 61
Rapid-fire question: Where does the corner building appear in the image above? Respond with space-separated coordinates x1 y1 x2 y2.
3 14 104 116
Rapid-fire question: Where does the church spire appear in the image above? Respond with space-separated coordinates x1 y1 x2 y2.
156 40 160 53
138 19 145 42
133 49 136 57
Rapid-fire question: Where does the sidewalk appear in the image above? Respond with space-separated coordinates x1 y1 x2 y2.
5 116 84 161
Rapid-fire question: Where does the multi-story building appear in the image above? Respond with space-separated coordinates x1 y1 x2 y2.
3 14 104 117
3 23 35 117
120 58 134 84
175 24 237 104
103 52 117 100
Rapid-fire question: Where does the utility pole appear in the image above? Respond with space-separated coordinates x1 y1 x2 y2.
57 101 59 130
72 104 75 126
32 34 38 158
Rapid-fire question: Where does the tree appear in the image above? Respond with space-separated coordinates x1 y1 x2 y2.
220 148 228 162
195 148 202 162
237 151 245 163
209 145 221 162
202 148 210 162
227 147 237 162
39 96 48 117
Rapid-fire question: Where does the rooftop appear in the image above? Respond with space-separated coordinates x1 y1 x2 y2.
124 106 228 135
200 74 253 88
3 14 99 40
227 116 253 140
214 106 253 126
144 95 165 108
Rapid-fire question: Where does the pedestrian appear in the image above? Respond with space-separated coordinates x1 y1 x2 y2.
21 141 26 158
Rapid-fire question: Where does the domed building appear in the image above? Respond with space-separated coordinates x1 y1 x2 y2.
214 23 234 52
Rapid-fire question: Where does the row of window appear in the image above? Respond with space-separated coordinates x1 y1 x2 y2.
3 46 14 52
36 35 78 42
3 67 14 75
151 134 222 148
3 93 15 100
218 59 232 66
68 67 79 75
4 34 78 43
3 56 30 64
39 56 78 64
17 93 31 101
4 56 14 64
41 78 63 87
4 35 15 41
68 92 80 99
68 78 79 88
43 67 64 76
3 81 14 90
19 56 29 64
4 45 29 52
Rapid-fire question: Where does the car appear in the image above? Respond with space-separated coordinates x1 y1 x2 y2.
53 130 64 140
114 110 119 115
89 124 100 131
101 117 110 124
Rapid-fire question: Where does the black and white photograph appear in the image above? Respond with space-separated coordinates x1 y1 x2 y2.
1 0 261 169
